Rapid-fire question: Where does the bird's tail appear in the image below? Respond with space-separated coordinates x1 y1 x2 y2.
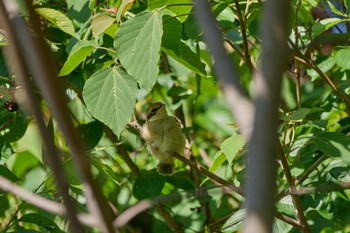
157 162 174 175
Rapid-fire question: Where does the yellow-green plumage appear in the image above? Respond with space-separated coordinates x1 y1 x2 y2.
141 102 185 175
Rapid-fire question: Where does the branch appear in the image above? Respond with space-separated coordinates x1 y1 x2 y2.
277 144 311 233
289 39 350 114
104 127 141 177
193 0 254 140
172 152 242 195
0 1 115 232
233 0 254 72
290 182 350 195
0 1 85 232
295 154 327 185
0 175 99 228
155 205 183 233
243 0 291 232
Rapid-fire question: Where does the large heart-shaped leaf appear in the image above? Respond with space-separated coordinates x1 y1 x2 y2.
114 11 163 92
83 67 138 137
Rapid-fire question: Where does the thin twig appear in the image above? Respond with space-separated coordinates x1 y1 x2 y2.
275 212 301 228
295 154 327 185
233 0 254 73
290 182 350 195
155 205 183 233
104 127 141 177
277 143 311 233
289 39 350 114
172 152 243 195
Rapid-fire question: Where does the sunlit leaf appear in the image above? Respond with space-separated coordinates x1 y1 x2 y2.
280 108 311 121
92 15 115 37
114 11 163 92
316 132 350 164
327 1 347 17
83 67 138 137
59 40 95 76
35 8 76 37
149 0 192 22
312 18 344 37
209 151 226 172
307 56 336 81
335 48 350 70
222 209 246 232
220 135 245 164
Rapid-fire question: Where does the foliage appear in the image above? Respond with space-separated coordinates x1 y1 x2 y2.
0 0 350 232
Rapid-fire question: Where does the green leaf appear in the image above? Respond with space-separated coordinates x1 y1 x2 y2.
62 159 80 185
316 132 350 164
76 121 104 150
114 11 163 92
222 209 246 232
19 213 63 232
67 0 92 29
312 18 344 37
149 0 192 22
83 67 138 137
0 111 28 142
335 48 350 70
35 8 76 37
307 56 336 81
59 40 95 76
89 155 120 186
209 151 226 172
280 108 311 121
162 16 206 76
133 171 166 200
92 15 115 38
327 1 347 17
220 135 245 164
12 152 39 178
0 165 21 182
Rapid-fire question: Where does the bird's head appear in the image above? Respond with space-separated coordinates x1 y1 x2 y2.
146 102 168 122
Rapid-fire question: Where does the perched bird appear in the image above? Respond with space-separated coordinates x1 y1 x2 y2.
141 102 185 175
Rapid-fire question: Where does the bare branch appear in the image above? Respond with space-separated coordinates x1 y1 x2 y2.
0 1 85 232
243 1 291 233
0 175 99 228
0 0 115 232
193 0 254 140
290 182 350 195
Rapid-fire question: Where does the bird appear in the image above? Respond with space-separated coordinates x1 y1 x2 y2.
141 102 185 175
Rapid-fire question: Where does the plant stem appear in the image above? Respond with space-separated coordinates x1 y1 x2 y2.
277 143 311 233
